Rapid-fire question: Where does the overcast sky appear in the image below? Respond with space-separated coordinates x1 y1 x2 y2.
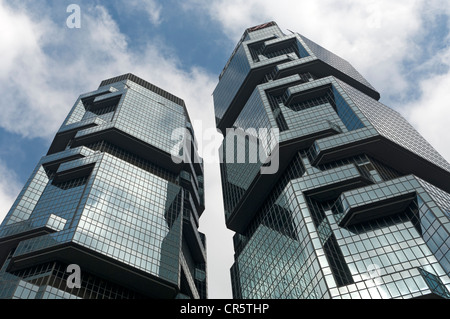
0 0 449 299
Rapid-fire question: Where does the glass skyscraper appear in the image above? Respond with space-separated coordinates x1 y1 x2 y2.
214 22 450 299
0 73 207 299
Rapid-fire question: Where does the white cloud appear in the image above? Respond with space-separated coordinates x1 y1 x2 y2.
0 2 40 75
400 65 450 162
0 1 64 139
143 0 163 26
127 0 163 26
392 5 450 163
0 160 22 224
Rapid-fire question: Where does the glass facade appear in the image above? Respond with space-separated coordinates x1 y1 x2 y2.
0 73 207 299
215 22 450 299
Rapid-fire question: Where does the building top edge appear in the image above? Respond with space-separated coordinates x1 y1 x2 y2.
99 73 187 108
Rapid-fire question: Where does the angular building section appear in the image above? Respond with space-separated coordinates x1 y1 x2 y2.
0 74 206 299
214 22 450 299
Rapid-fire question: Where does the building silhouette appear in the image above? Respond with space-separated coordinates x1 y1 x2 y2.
0 73 206 299
214 22 450 299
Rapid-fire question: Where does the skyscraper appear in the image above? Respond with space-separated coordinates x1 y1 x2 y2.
0 73 207 299
214 22 450 299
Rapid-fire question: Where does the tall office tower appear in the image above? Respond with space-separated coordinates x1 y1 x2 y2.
214 22 450 299
0 73 206 299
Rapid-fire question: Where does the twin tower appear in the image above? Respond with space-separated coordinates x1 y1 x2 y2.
0 22 449 299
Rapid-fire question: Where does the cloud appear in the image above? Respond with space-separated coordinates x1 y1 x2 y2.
126 0 164 26
400 64 450 162
142 0 164 26
397 7 450 162
0 1 64 139
0 160 22 224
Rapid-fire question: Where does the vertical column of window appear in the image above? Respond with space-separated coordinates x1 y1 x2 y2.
213 44 251 123
181 238 196 283
306 197 354 287
267 93 289 131
306 197 328 233
323 235 354 287
0 250 17 299
220 142 247 221
300 150 322 175
331 86 364 131
230 263 243 299
0 249 14 273
369 156 402 181
295 40 311 59
405 198 423 237
353 155 379 183
194 263 207 299
414 195 450 275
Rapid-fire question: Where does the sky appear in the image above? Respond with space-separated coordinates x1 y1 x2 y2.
0 0 449 299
